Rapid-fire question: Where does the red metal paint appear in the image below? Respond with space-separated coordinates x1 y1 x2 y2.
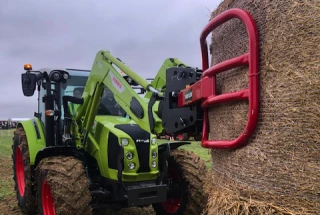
179 8 260 149
178 77 213 107
15 147 25 196
160 168 182 213
201 8 259 149
42 180 56 215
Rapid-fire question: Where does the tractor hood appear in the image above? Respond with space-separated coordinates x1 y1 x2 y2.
94 115 136 128
92 115 155 141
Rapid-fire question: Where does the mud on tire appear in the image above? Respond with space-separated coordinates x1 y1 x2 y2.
153 149 208 215
36 156 92 215
12 127 37 214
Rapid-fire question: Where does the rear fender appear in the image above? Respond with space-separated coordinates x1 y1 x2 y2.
17 118 46 165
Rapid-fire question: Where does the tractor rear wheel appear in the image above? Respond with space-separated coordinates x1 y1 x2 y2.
36 156 92 215
152 149 208 215
12 127 37 214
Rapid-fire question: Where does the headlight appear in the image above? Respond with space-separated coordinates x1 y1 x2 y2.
151 137 157 145
128 162 136 170
151 161 157 168
121 138 129 146
126 152 133 160
152 151 157 159
63 73 69 80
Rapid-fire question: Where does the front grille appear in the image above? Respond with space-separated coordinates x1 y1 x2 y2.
115 124 150 173
135 140 150 173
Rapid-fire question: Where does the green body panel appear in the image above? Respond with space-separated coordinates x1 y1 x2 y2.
68 103 80 116
145 58 188 99
18 118 46 165
86 116 158 182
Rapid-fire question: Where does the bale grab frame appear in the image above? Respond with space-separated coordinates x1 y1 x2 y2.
178 8 260 149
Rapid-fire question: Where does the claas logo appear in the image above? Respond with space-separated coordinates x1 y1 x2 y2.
112 76 122 89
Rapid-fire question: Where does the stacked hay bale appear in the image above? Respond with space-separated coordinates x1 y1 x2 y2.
204 0 320 214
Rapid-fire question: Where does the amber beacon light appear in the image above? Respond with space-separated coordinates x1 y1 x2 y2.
24 64 32 71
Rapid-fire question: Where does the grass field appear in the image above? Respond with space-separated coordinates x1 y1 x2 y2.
0 130 15 200
0 129 211 214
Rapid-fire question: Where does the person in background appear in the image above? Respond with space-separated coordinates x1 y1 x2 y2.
69 87 84 116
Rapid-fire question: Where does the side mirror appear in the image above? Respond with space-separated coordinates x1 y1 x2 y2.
21 73 37 96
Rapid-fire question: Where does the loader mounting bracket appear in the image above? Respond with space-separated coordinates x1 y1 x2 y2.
161 67 203 135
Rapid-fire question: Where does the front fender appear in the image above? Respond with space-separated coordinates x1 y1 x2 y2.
34 146 85 167
18 118 46 165
156 141 191 184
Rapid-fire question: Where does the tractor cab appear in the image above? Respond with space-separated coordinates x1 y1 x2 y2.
38 68 89 122
21 64 90 146
20 64 142 147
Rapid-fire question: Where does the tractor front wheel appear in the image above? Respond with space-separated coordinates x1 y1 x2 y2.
153 149 208 215
36 156 92 215
12 127 37 214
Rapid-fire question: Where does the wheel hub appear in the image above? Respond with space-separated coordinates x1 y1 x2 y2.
161 169 182 213
42 180 56 215
15 147 25 196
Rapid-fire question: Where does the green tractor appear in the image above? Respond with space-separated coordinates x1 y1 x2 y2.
13 51 207 215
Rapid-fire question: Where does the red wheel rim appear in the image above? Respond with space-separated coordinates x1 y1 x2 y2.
42 180 56 215
161 169 182 213
15 147 25 196
178 134 183 141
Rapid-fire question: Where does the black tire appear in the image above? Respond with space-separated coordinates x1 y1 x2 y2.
153 149 208 215
12 127 37 214
36 156 92 215
176 133 189 141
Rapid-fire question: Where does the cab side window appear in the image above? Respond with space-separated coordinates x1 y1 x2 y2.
98 87 126 117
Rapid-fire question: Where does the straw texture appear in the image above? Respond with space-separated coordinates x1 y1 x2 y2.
205 0 320 214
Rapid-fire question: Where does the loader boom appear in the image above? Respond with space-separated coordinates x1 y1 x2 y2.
68 50 189 147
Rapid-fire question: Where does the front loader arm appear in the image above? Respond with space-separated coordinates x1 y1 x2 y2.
74 51 165 143
70 50 191 147
144 58 188 99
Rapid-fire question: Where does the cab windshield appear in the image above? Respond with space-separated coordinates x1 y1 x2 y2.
60 72 89 119
61 71 126 118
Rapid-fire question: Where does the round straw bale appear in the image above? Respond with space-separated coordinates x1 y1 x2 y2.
205 0 320 214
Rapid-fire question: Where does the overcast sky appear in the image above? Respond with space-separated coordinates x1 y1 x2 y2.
0 0 220 119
